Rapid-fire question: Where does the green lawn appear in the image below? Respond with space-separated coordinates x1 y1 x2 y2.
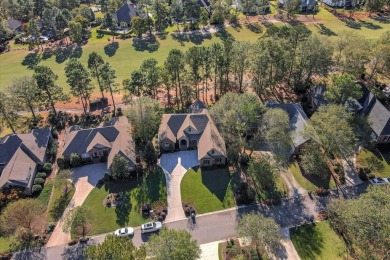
82 168 167 235
47 180 75 222
0 25 263 92
180 167 237 214
36 179 54 206
307 7 390 39
289 161 336 191
357 148 390 178
0 237 11 254
290 221 346 260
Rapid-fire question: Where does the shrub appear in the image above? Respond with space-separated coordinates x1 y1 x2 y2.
313 187 330 196
238 153 250 166
70 153 81 168
34 178 45 185
68 239 78 246
57 157 65 169
46 223 56 233
36 172 47 179
43 163 52 173
116 107 123 116
32 184 43 194
52 129 59 139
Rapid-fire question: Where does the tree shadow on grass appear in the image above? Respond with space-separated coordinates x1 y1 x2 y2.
115 191 132 226
70 45 83 59
104 42 119 57
136 167 167 205
246 23 263 33
316 23 337 36
201 168 231 202
290 223 324 259
21 52 41 69
55 46 73 63
358 19 382 30
215 28 235 41
132 37 159 53
345 19 362 29
42 49 53 60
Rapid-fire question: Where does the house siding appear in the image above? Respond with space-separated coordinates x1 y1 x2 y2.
200 156 226 167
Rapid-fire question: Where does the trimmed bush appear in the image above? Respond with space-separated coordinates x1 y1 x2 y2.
70 153 81 168
43 163 52 173
238 153 250 166
34 178 45 185
32 184 43 194
46 223 55 233
36 172 47 179
57 157 65 169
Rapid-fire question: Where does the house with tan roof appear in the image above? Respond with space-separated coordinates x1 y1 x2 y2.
62 117 136 171
0 128 51 194
158 100 227 167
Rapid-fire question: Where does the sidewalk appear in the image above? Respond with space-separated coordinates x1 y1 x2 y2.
200 240 224 260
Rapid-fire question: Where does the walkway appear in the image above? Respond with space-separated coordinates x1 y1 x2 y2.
159 150 199 222
342 157 362 186
280 169 307 197
46 163 106 247
280 228 301 260
199 240 224 260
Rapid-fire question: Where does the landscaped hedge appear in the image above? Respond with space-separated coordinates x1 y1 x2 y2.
96 28 132 37
36 172 47 179
32 184 43 193
34 178 45 185
43 163 52 173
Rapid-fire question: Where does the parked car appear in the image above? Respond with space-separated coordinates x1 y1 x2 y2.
114 227 134 237
369 178 389 185
141 222 162 234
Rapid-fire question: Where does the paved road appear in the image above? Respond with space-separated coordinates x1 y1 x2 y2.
42 183 367 260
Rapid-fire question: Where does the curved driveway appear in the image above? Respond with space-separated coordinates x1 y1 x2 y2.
159 151 199 222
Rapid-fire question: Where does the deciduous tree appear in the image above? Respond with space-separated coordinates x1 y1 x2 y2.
0 91 18 134
147 228 201 260
84 235 146 260
63 206 93 238
237 212 282 258
324 74 362 104
111 154 130 180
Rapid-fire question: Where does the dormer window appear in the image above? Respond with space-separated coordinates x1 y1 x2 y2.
211 149 214 154
188 127 191 132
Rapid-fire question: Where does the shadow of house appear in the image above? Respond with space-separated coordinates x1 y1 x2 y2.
104 42 119 57
113 2 139 27
0 128 51 195
201 168 231 202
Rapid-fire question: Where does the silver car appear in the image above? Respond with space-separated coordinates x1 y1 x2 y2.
114 227 134 237
141 222 162 234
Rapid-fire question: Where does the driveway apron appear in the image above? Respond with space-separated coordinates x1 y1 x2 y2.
46 163 106 247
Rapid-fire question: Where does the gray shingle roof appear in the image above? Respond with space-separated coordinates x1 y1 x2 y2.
265 102 310 147
362 93 390 137
113 2 139 25
6 18 22 30
310 85 329 111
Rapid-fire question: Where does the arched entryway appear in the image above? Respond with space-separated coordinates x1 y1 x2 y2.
180 139 187 150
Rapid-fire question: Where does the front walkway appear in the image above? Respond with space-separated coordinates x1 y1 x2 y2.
159 151 199 222
199 240 224 260
46 163 106 247
342 157 362 186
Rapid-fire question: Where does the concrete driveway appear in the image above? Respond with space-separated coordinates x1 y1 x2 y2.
159 151 199 222
46 163 106 247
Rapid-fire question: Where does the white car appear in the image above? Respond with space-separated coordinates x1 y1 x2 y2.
369 178 390 185
114 227 134 237
141 222 162 234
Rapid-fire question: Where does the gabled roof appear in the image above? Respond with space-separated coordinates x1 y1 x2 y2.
0 128 51 189
6 18 22 30
63 117 135 167
361 92 390 137
189 99 207 113
310 85 329 110
266 102 310 147
158 103 226 159
113 2 139 24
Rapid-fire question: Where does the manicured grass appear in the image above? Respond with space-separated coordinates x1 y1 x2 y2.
307 7 390 39
47 180 75 222
289 161 336 190
82 169 167 235
357 148 390 178
181 167 237 214
0 26 262 92
36 179 54 206
218 242 223 260
0 237 11 254
290 221 346 260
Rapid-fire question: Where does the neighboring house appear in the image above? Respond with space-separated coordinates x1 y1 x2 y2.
113 2 139 26
322 0 360 7
309 85 329 112
0 128 51 194
158 100 227 167
6 18 22 31
360 91 390 144
234 0 270 14
62 117 136 171
266 102 310 155
279 0 316 12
